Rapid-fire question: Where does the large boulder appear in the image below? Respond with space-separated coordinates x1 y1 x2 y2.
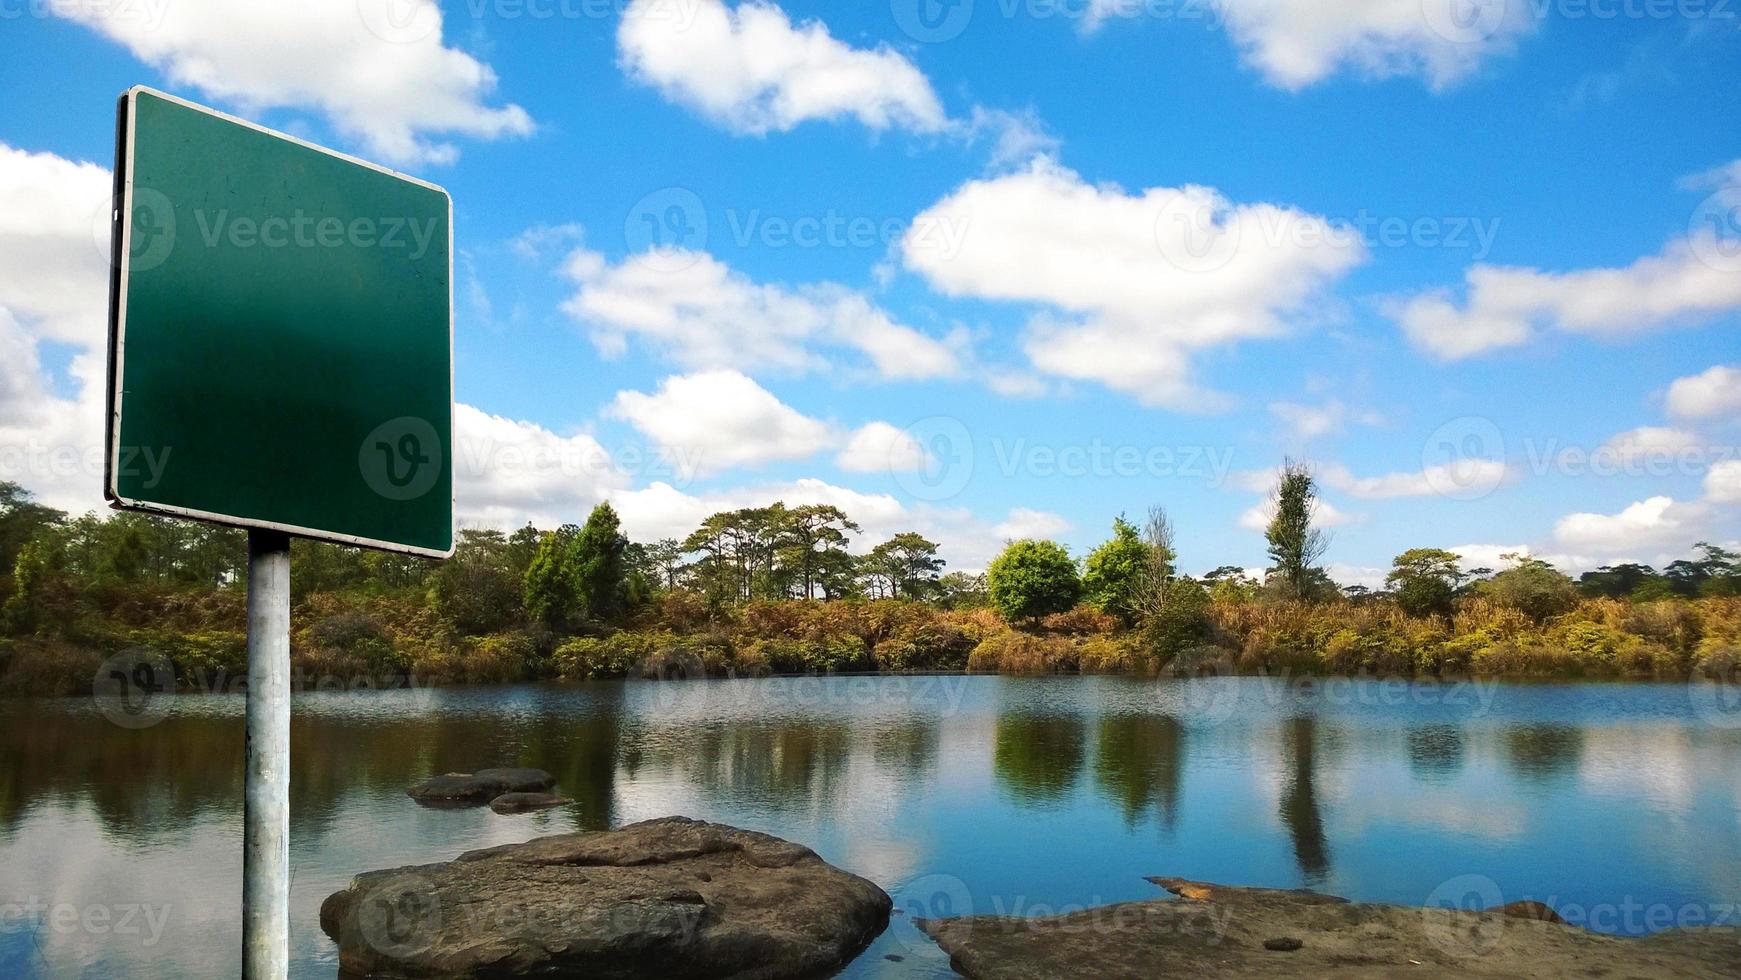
407 768 555 807
320 816 891 978
917 875 1741 979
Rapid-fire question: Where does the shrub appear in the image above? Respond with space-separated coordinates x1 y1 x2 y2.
1077 634 1151 674
460 630 538 683
967 630 1077 673
304 611 406 676
1478 558 1581 621
555 631 675 680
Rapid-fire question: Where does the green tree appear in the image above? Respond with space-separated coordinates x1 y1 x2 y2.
1386 548 1463 618
987 539 1081 623
523 524 582 629
935 571 988 609
1264 460 1330 602
1203 565 1259 603
1082 516 1147 625
868 532 945 600
779 504 860 599
1477 554 1580 621
0 482 62 579
573 502 628 621
428 529 521 634
1578 563 1660 599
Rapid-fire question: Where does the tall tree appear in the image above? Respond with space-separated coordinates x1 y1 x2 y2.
1265 460 1330 602
523 524 583 629
869 532 944 600
779 504 860 599
573 502 629 621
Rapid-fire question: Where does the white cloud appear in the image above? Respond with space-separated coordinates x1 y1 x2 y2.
1202 0 1536 90
1267 399 1381 441
0 144 114 514
562 246 961 380
1327 563 1388 591
57 0 532 165
1706 460 1741 505
0 310 108 516
902 156 1364 408
1449 543 1532 572
617 0 947 136
1593 426 1700 466
1666 364 1741 420
1552 495 1709 559
452 403 627 531
1394 239 1741 360
509 223 585 260
966 106 1061 171
0 144 113 348
992 508 1073 541
1319 459 1510 500
608 369 834 477
835 421 930 474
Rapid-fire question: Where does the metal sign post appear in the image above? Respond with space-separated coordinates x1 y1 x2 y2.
243 530 291 977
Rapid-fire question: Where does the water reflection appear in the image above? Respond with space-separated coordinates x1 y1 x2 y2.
1093 713 1184 830
1406 724 1465 783
1278 716 1331 883
2 677 1739 978
993 713 1086 804
1501 723 1586 782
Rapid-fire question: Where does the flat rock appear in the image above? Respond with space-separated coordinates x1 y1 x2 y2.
917 876 1741 979
320 816 891 978
407 767 555 807
489 792 573 814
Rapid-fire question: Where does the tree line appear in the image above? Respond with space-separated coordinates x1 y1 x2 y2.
2 460 1738 651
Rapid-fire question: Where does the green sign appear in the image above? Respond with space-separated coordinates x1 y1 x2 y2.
106 87 454 557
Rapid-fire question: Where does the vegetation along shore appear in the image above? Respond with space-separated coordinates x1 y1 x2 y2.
2 464 1738 697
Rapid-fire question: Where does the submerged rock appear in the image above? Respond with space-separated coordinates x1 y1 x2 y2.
320 816 891 978
407 768 555 806
488 792 572 814
917 875 1741 978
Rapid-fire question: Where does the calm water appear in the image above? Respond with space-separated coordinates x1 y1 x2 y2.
3 676 1740 977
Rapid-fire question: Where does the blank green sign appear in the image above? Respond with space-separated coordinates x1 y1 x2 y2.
107 88 453 557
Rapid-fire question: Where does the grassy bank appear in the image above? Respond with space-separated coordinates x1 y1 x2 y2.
5 587 1737 697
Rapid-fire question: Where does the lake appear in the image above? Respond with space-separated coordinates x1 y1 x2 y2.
3 675 1740 977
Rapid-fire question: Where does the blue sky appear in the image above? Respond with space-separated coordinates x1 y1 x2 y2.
1 0 1738 581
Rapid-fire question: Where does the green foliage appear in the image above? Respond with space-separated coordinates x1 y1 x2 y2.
863 532 946 600
1477 554 1581 621
987 539 1082 623
1146 576 1211 660
1387 548 1462 619
934 572 989 610
428 529 522 635
1264 461 1329 602
1082 517 1146 625
573 503 628 621
522 525 583 629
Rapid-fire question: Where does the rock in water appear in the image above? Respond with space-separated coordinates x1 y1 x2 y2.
320 816 891 978
407 768 556 806
488 792 572 814
917 876 1741 978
